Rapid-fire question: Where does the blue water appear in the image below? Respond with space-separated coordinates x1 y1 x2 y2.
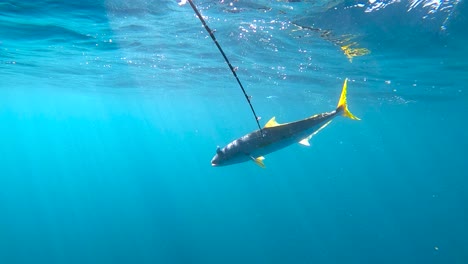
1 0 467 263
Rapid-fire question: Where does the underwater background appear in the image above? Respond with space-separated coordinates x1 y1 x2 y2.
0 0 467 263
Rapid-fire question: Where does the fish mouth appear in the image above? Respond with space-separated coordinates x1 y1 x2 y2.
211 156 219 167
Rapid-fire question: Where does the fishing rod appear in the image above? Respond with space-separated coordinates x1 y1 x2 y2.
184 0 263 133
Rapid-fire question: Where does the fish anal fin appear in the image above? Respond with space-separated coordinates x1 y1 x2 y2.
298 120 333 146
264 117 280 128
251 156 266 168
299 137 311 147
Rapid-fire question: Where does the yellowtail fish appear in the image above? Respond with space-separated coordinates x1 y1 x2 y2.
211 79 360 168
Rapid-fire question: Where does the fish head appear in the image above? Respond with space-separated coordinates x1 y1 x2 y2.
210 146 223 166
211 144 249 167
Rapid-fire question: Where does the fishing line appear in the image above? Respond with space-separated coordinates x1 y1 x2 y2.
185 0 263 132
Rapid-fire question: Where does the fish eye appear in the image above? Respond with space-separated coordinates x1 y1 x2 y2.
216 146 222 155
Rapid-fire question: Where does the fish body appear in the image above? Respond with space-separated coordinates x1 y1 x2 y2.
211 79 360 168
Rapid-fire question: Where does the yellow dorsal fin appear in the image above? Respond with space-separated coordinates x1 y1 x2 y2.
251 156 266 168
336 78 360 120
264 117 280 128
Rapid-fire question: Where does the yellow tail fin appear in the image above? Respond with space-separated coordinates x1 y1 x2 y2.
336 78 360 120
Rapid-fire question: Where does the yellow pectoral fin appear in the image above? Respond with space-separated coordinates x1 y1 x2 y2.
251 156 266 168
